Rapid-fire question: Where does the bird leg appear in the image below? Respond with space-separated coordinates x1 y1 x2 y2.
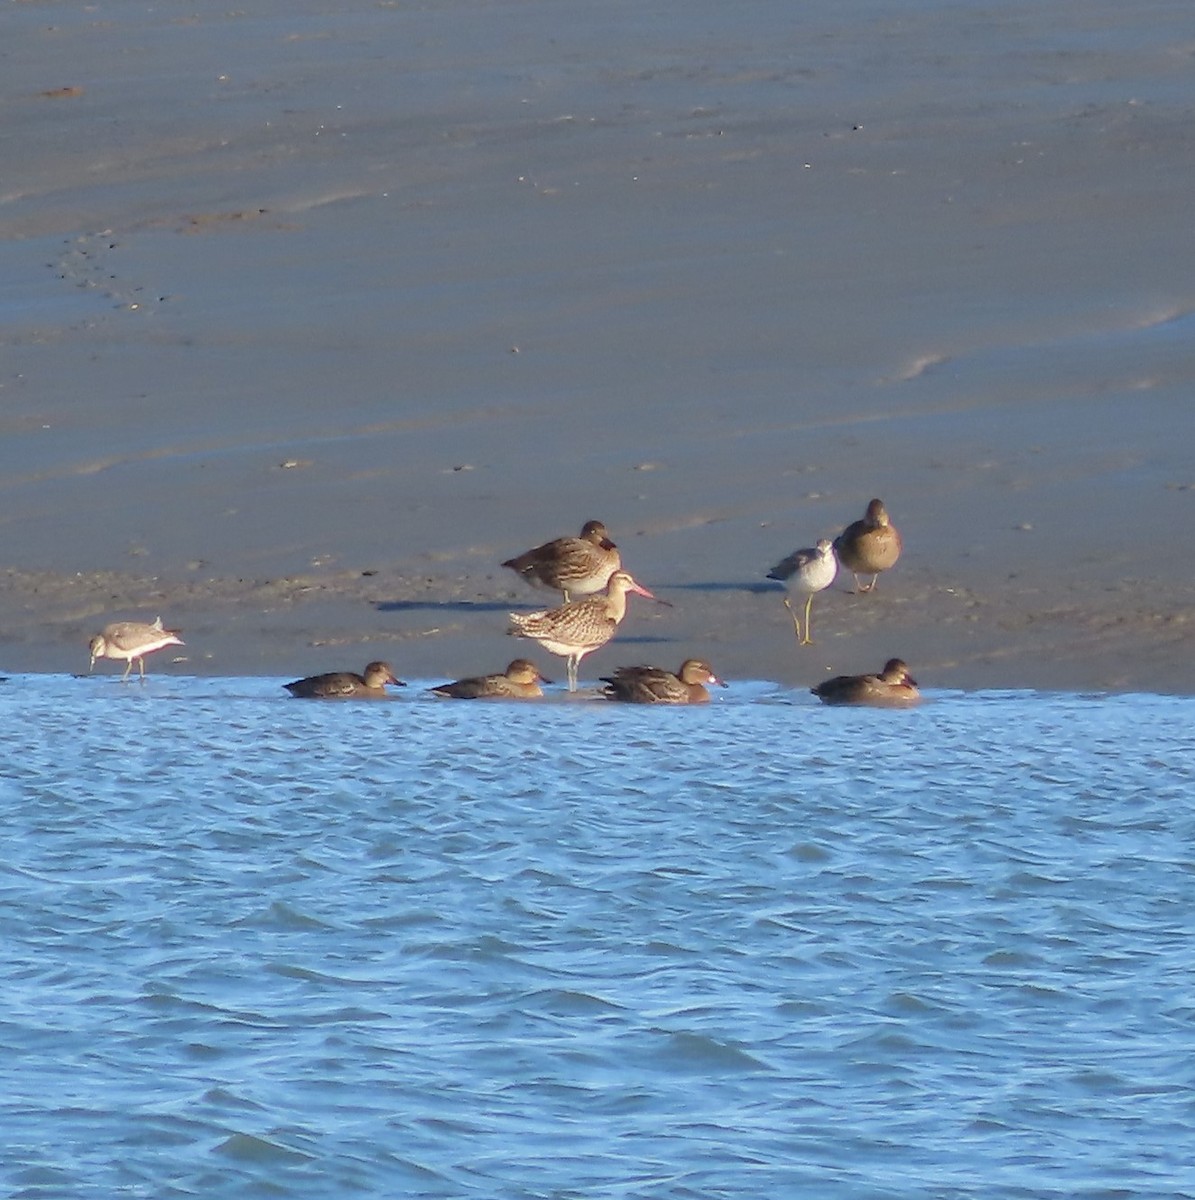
801 593 815 645
782 597 804 644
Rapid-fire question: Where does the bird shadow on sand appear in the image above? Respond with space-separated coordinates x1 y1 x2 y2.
665 581 778 595
375 599 517 614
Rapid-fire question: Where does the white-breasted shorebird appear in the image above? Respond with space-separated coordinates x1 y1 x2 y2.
811 658 920 707
767 537 837 645
833 498 902 592
429 658 551 699
283 661 405 698
88 617 183 681
507 569 660 691
502 519 621 602
601 658 726 705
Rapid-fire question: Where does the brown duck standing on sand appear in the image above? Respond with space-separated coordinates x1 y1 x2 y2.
601 659 726 705
429 659 551 699
502 519 621 602
833 498 902 592
283 661 405 698
507 569 661 692
88 617 184 681
812 658 920 707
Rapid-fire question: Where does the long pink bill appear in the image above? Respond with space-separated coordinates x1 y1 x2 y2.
626 577 673 608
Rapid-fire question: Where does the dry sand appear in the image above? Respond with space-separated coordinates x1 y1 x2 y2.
3 0 1194 692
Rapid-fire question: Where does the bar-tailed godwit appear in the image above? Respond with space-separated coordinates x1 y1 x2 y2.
812 658 920 706
502 519 621 602
507 569 659 691
600 658 726 705
283 661 405 698
429 658 551 699
767 537 837 645
833 498 902 592
88 617 183 681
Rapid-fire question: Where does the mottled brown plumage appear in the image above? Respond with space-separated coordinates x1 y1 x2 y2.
601 659 726 705
430 659 551 699
833 499 902 592
508 569 658 691
284 661 405 698
502 519 621 601
812 658 920 707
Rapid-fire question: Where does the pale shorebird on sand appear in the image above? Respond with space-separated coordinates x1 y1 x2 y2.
429 658 552 700
833 498 902 592
283 661 405 698
812 658 920 707
767 537 837 645
502 519 621 602
88 617 183 681
507 569 662 691
601 658 726 705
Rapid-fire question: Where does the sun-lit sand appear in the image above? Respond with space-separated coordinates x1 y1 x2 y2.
3 0 1193 692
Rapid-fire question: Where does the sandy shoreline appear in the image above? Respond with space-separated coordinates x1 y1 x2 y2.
3 537 1193 694
3 0 1193 692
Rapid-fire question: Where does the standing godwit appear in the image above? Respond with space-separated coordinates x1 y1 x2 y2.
507 569 660 691
87 617 184 681
767 537 837 645
833 498 902 592
283 661 406 698
811 658 920 706
429 658 551 699
600 658 726 705
502 519 621 601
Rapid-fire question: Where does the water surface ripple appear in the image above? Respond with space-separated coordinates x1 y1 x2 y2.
2 677 1193 1198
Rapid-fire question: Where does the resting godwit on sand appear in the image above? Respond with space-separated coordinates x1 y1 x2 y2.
507 569 660 691
834 498 902 592
88 617 183 681
283 661 405 698
429 659 551 699
502 519 621 602
811 658 920 707
767 537 837 645
601 659 726 705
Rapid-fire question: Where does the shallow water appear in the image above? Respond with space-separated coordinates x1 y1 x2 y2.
2 676 1193 1198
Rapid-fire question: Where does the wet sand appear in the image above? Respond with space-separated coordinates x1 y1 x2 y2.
3 0 1194 692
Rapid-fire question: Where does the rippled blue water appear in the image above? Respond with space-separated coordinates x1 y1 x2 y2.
2 676 1193 1199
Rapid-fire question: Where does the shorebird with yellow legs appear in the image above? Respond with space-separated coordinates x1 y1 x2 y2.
767 537 837 645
